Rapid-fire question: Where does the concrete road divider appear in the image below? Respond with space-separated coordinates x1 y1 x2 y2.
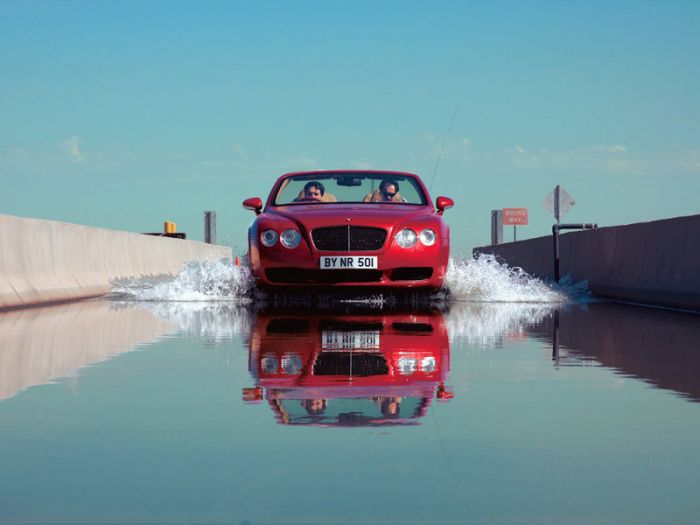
474 213 700 311
0 213 232 310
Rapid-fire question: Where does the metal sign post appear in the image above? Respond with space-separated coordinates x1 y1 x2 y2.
491 210 503 245
552 223 598 281
204 211 216 244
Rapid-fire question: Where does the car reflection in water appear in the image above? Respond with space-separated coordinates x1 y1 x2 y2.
243 309 453 426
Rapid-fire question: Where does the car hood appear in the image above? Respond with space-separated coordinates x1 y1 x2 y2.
267 204 436 230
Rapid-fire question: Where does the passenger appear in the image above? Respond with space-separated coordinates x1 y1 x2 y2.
375 396 402 418
363 180 405 203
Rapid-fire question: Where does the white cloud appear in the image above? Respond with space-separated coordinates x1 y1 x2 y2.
514 145 526 154
588 145 627 153
59 135 84 162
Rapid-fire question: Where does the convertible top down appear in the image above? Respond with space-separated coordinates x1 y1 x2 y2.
242 170 454 290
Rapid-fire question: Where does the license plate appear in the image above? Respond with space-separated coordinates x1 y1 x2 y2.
320 256 378 269
322 330 380 350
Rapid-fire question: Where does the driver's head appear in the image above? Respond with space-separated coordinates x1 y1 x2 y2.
380 180 399 201
303 181 325 200
302 398 327 415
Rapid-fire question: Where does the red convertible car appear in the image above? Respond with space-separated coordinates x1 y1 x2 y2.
242 310 453 427
242 170 453 289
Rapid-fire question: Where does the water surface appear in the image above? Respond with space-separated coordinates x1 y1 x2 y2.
1 298 699 524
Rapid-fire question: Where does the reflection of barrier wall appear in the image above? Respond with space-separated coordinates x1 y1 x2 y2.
530 304 700 403
473 214 700 311
0 213 232 309
0 301 175 401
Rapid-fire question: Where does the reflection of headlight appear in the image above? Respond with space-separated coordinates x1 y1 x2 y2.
261 229 278 247
280 229 302 249
419 229 436 246
281 354 302 374
395 228 417 248
397 357 418 375
261 356 278 373
421 356 437 372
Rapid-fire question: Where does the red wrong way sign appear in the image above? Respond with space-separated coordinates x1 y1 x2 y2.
502 208 529 225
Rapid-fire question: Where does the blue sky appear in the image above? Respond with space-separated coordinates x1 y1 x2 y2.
1 0 699 254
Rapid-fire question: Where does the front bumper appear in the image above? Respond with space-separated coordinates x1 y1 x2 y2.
250 238 449 289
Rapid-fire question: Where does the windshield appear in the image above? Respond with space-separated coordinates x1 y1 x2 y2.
273 173 427 206
273 396 427 426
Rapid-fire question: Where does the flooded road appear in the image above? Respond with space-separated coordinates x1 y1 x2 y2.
1 296 699 524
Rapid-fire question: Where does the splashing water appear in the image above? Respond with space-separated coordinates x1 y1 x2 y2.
111 259 254 302
128 301 254 343
445 254 568 303
111 254 582 305
445 302 558 348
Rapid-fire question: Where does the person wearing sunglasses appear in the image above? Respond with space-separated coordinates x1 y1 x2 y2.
363 179 404 203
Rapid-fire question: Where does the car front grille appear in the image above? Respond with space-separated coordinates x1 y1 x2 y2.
313 352 389 377
312 226 387 251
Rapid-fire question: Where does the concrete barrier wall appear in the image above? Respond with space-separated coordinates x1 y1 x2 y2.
473 214 700 311
0 213 232 310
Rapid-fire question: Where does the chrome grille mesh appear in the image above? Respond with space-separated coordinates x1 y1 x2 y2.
312 226 387 251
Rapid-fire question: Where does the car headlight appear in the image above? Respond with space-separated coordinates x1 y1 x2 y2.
281 354 302 374
395 228 417 248
261 356 278 374
280 229 302 249
421 356 437 372
261 229 278 247
419 229 437 246
397 357 418 375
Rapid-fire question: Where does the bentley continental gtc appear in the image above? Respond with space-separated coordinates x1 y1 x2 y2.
242 170 454 290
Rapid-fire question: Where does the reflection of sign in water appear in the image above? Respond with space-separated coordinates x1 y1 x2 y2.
502 208 528 225
322 330 380 350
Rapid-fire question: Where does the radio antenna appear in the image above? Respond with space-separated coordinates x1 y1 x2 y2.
429 105 459 192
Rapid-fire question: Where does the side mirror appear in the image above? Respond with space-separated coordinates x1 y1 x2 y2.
436 196 454 216
243 197 263 215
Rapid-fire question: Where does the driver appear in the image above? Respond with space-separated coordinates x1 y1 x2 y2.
295 181 325 202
